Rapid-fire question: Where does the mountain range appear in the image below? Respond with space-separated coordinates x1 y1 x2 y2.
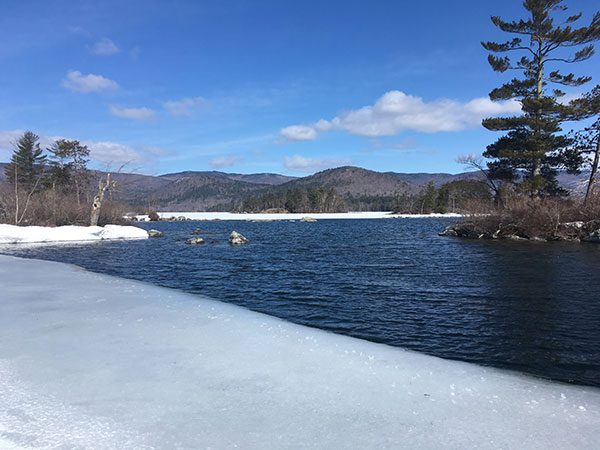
0 163 589 212
110 166 489 211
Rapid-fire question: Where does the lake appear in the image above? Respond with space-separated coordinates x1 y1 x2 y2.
3 217 600 387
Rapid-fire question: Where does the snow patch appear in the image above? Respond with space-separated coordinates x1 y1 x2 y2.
136 211 464 221
0 224 148 244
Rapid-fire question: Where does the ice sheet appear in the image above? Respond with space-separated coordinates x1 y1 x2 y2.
0 255 598 449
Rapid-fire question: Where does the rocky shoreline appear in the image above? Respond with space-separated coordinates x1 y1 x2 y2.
440 219 600 243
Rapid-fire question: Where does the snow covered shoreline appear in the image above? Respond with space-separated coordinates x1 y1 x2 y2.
0 255 599 449
0 224 148 244
135 211 464 221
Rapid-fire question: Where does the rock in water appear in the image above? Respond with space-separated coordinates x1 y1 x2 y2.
191 228 202 235
229 231 249 245
186 237 205 245
583 228 600 243
300 217 317 222
148 229 164 238
438 222 492 239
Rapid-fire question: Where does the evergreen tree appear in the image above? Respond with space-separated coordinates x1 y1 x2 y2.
47 139 90 203
4 131 47 188
418 182 438 214
436 180 492 212
481 1 600 196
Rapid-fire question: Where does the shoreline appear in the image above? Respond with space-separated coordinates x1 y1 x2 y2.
1 254 599 448
135 211 464 222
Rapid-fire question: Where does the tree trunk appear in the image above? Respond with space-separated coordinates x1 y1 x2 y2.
75 179 81 207
13 164 19 225
90 174 111 226
584 138 600 204
532 41 544 181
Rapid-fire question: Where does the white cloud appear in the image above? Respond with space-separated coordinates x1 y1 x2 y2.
280 91 521 140
0 130 62 160
61 70 118 93
83 141 144 165
163 96 207 117
283 155 351 173
280 125 318 142
210 155 243 169
0 130 154 167
109 105 156 120
0 130 26 152
90 38 119 56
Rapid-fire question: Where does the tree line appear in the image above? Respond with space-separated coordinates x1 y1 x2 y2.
237 187 348 213
231 180 492 214
1 131 122 226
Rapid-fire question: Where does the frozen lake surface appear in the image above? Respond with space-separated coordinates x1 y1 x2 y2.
1 254 599 449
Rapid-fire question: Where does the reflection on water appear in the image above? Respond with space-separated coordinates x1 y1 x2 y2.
4 218 600 386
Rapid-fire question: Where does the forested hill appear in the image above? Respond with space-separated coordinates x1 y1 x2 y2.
108 166 486 211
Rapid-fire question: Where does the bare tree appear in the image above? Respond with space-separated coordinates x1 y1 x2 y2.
457 154 502 205
569 86 600 204
90 173 117 226
574 119 600 203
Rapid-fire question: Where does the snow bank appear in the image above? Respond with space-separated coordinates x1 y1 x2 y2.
136 211 464 221
0 255 599 449
0 224 148 244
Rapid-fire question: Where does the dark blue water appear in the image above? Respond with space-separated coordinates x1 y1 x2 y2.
4 218 600 387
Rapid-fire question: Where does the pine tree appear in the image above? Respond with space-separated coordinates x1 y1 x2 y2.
4 131 47 188
47 139 90 204
481 0 600 196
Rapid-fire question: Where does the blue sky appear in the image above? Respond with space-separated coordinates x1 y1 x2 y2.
0 0 598 176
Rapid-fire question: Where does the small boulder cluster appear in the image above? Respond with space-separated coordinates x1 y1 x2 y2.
185 230 249 245
146 227 250 245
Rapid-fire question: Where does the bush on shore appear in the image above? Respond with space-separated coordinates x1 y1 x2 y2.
441 193 600 242
0 184 129 227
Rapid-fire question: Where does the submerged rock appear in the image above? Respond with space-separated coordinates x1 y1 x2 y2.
300 217 317 222
186 237 205 245
583 228 600 243
229 231 249 245
438 222 492 239
504 234 528 241
191 228 202 235
148 229 164 238
528 236 547 242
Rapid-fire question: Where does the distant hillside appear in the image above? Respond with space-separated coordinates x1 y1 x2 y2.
222 173 297 185
103 166 488 211
115 171 269 210
227 166 486 212
0 162 591 211
275 166 482 196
